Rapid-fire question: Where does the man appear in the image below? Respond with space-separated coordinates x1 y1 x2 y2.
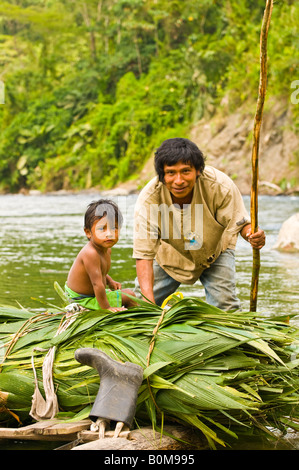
133 138 265 310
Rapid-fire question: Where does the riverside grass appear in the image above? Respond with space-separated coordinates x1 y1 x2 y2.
0 296 299 448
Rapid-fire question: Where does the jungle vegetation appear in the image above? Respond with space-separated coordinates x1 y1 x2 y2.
0 0 298 193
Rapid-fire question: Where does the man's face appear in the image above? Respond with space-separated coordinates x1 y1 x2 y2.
163 162 200 202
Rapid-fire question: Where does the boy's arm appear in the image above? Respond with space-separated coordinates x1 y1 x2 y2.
106 274 121 291
82 251 117 310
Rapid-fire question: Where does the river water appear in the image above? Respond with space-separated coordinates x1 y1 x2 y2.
0 192 298 318
0 192 299 450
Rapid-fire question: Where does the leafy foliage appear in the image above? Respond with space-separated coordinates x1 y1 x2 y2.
0 297 299 448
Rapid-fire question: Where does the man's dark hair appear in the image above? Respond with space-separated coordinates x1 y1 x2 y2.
84 199 123 231
154 138 205 182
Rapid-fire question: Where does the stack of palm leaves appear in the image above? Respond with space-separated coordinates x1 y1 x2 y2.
0 295 299 448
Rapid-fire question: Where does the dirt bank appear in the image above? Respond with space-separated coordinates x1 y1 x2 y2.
115 99 299 197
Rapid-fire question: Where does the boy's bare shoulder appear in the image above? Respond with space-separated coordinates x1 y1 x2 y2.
78 242 100 260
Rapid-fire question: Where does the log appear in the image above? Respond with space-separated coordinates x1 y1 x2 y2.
0 419 91 441
73 425 207 451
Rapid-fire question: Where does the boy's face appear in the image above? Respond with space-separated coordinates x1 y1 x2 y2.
85 216 119 249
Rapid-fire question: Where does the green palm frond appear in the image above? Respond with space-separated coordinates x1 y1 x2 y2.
0 296 298 447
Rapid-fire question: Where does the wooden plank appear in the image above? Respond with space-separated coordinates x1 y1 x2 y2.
78 428 131 442
40 420 91 436
0 427 29 439
0 421 58 439
0 419 92 441
21 419 60 434
0 427 69 441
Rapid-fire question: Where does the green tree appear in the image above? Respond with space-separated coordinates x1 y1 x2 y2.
0 0 297 192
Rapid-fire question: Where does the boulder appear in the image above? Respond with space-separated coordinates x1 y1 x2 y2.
273 213 299 252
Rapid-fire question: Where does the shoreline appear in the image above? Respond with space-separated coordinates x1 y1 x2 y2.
1 183 299 198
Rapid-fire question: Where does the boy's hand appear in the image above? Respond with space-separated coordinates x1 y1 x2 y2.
106 275 121 290
108 279 122 290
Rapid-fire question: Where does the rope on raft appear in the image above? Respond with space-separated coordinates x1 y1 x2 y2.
29 306 82 421
145 292 184 413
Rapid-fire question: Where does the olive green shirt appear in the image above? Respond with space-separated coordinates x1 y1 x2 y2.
133 166 250 284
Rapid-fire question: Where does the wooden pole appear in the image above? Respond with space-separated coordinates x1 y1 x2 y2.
250 0 273 312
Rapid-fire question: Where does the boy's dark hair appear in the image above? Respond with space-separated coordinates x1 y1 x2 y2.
84 199 123 231
154 138 205 182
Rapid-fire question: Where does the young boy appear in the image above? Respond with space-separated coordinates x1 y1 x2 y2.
65 199 136 312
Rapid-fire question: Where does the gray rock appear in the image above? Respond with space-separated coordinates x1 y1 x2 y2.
273 213 299 252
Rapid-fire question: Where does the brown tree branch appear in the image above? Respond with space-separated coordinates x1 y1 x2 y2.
250 0 273 311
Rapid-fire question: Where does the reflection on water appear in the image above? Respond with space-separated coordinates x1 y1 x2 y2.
0 193 298 321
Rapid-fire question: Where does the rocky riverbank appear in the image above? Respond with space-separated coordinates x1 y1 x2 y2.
19 98 299 199
105 98 299 197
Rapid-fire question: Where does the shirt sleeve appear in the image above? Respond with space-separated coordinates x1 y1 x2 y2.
133 201 161 259
215 182 250 236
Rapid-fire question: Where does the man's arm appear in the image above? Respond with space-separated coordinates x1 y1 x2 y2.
240 223 266 249
136 259 155 303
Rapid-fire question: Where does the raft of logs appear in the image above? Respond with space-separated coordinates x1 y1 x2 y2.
0 420 206 450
